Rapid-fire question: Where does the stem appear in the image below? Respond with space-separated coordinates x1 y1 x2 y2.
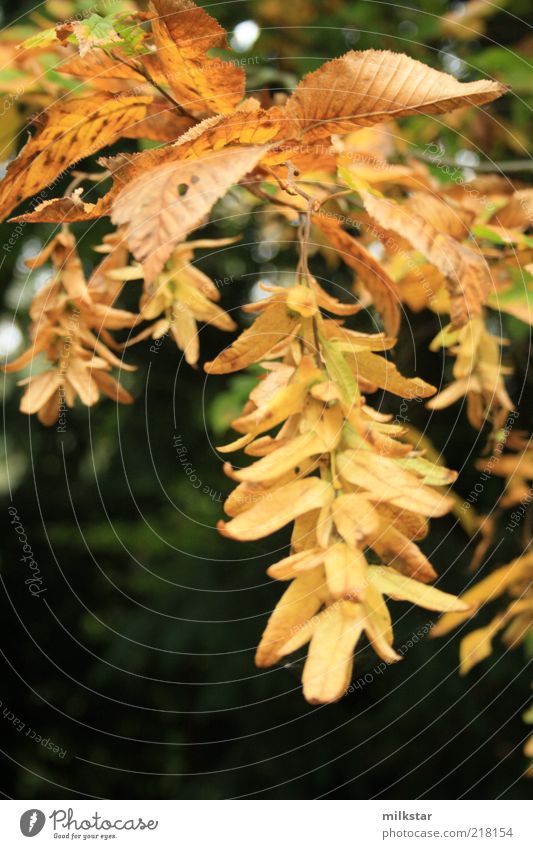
414 150 533 175
109 50 197 119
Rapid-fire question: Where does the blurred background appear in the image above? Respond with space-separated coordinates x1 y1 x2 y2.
1 0 532 799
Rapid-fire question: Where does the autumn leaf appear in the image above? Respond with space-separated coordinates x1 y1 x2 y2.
256 570 327 668
11 188 114 224
205 300 300 374
360 190 493 326
489 190 533 230
368 566 468 612
362 584 400 663
324 543 367 600
150 0 245 115
337 450 452 517
432 556 533 637
285 50 507 140
314 213 402 336
111 144 268 282
296 603 365 703
232 431 328 483
0 94 152 221
219 477 332 541
459 617 506 675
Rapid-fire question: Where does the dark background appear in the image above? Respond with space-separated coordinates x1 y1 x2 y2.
0 0 532 799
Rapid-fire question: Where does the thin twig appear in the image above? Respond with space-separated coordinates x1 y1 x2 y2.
109 50 196 119
242 182 303 214
414 151 533 175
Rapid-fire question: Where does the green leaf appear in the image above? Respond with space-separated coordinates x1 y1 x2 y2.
19 28 58 51
473 224 533 249
320 336 359 406
397 456 456 486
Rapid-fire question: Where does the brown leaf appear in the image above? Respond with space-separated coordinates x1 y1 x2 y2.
489 190 533 230
0 94 152 221
150 0 245 115
314 214 401 336
10 189 113 224
285 50 507 140
361 191 492 326
111 144 267 282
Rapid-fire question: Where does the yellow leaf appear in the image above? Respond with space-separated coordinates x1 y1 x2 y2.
331 493 380 546
432 555 533 637
232 431 327 483
362 584 400 663
397 456 457 486
371 523 437 583
267 548 327 580
171 304 199 365
19 371 61 415
320 336 359 407
219 477 332 540
369 566 468 612
232 380 310 437
255 570 327 667
286 285 318 317
459 617 505 675
348 348 436 399
205 300 300 374
325 542 367 600
337 449 452 517
299 603 365 704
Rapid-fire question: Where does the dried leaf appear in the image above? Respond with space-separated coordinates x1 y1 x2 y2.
150 0 245 114
255 570 327 667
0 94 151 221
314 214 401 336
111 144 267 282
205 301 300 374
360 191 493 327
285 50 506 140
369 566 468 612
219 477 332 540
